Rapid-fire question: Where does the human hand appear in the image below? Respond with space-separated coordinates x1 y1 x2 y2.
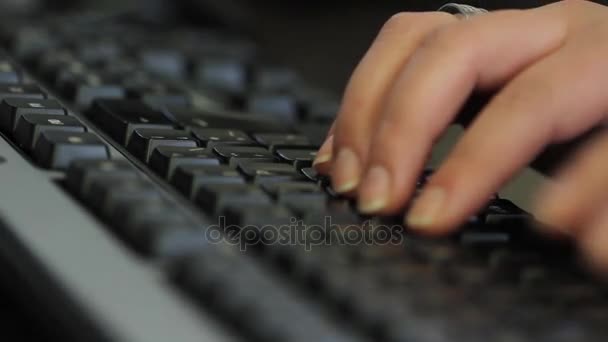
313 0 608 269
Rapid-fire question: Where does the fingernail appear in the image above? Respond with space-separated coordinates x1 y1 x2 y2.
313 135 334 167
406 186 446 228
332 148 361 193
358 166 390 214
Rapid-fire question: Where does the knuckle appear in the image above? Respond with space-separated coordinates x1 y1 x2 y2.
382 12 418 33
381 11 454 35
419 24 477 54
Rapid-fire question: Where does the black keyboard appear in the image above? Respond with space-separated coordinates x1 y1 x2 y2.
0 7 604 342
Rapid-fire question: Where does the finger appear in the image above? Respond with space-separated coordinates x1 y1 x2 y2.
407 33 608 234
579 205 608 273
356 8 567 214
329 11 457 193
534 131 608 235
312 134 334 174
312 119 336 171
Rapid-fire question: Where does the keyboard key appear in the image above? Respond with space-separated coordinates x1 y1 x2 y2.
37 50 75 81
297 123 331 146
301 167 319 182
141 92 191 110
195 183 271 215
75 40 122 65
222 205 292 245
14 114 85 151
262 182 326 216
171 108 287 133
304 98 339 123
237 161 303 183
0 83 45 102
33 131 109 169
137 220 209 259
0 60 20 84
87 178 161 218
74 84 125 108
65 159 137 197
126 128 197 162
276 149 318 168
140 49 186 80
171 164 244 198
253 133 310 148
88 99 173 145
149 146 219 179
111 200 207 258
195 58 247 94
252 66 299 92
213 145 274 162
190 128 253 147
246 93 298 122
0 98 66 133
261 181 322 198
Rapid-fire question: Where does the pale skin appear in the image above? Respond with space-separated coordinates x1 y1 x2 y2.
312 0 608 271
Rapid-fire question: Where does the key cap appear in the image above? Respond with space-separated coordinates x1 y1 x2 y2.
484 198 530 224
0 83 45 102
14 114 85 151
87 99 173 145
253 133 310 148
37 49 75 81
297 123 331 146
33 131 109 169
87 178 161 218
222 205 292 246
213 145 274 162
171 107 287 133
252 66 299 92
126 128 197 162
65 159 137 197
195 58 247 94
304 98 339 123
136 220 209 259
0 98 66 133
261 181 322 198
262 182 326 216
112 200 207 258
0 60 20 84
74 84 125 108
141 93 191 110
237 161 303 183
276 149 318 168
140 49 186 80
55 69 110 105
75 40 122 65
301 167 319 182
149 146 220 179
171 164 245 199
12 27 56 61
246 93 298 123
195 183 271 215
190 128 253 147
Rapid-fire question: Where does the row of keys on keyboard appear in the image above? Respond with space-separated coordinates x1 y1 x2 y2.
0 79 109 169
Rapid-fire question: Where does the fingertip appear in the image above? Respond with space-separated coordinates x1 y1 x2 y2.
404 186 456 235
330 148 362 193
532 182 578 236
579 225 608 274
